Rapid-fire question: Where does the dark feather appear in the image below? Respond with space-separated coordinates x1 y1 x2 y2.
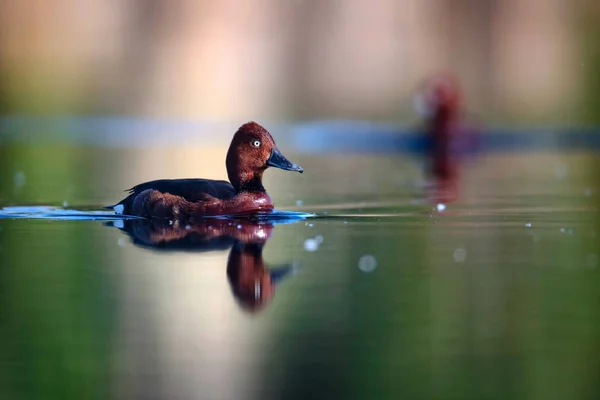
113 178 236 214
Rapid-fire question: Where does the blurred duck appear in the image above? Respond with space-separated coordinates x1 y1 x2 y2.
413 74 480 202
109 122 303 219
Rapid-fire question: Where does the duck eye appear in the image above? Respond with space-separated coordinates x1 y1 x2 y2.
252 140 261 147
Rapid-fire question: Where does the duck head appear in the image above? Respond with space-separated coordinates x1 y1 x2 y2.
413 74 461 119
226 122 303 191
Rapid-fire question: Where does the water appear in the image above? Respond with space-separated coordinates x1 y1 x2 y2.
0 134 598 399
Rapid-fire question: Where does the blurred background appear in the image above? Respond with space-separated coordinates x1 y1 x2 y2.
0 1 599 400
0 0 599 123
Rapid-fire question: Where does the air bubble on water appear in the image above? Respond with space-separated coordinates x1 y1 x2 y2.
343 220 348 224
358 255 377 273
525 222 532 228
117 237 128 247
315 235 324 244
554 162 568 180
62 201 69 208
560 228 566 233
296 199 303 206
437 203 446 212
587 254 598 269
14 171 26 188
323 211 328 215
568 229 573 235
303 238 319 252
308 223 314 227
291 260 302 274
237 224 242 229
185 225 191 231
453 248 467 263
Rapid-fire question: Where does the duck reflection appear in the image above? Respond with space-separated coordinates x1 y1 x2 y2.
111 218 297 312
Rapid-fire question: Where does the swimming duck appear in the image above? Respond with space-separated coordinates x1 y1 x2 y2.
414 74 480 178
109 122 303 218
413 74 480 203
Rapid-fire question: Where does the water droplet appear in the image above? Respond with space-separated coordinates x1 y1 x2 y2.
315 235 324 244
560 228 566 233
358 255 377 273
303 238 319 252
296 199 303 206
308 223 314 227
62 201 69 208
185 225 191 231
437 203 446 212
525 222 532 228
237 224 242 229
453 248 467 263
14 171 26 188
554 162 568 180
587 254 597 269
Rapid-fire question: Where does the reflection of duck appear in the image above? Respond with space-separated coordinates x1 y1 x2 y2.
111 218 298 312
413 74 480 203
108 122 303 219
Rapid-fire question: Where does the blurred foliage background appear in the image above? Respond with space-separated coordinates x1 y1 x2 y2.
0 0 599 124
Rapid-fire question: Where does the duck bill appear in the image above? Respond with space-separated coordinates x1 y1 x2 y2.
267 148 303 173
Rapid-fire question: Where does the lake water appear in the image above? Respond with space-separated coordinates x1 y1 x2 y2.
0 122 599 400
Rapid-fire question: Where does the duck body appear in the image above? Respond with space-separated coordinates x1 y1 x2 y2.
109 122 302 219
114 178 273 219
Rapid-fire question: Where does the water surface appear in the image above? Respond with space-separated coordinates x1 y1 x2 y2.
0 136 598 399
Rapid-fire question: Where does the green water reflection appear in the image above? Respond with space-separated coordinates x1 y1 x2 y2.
0 144 598 400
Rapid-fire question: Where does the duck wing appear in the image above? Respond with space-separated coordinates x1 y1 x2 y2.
110 178 236 214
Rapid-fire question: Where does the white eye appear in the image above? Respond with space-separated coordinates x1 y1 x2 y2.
252 140 261 147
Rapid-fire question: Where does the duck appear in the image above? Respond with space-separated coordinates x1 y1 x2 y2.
414 74 480 179
109 122 303 218
413 74 480 203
